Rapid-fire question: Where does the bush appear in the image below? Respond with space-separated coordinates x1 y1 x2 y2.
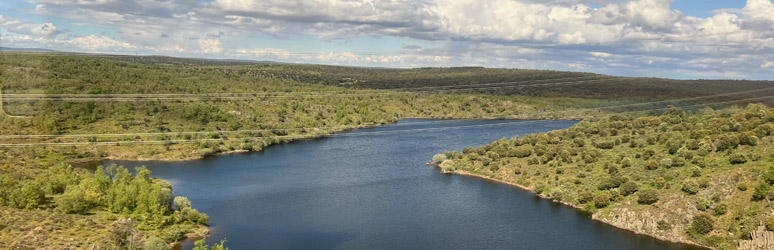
56 185 91 214
111 218 144 249
766 217 774 231
511 146 532 158
764 167 774 185
174 196 192 210
620 181 639 196
578 192 593 204
695 198 710 211
594 193 611 208
620 157 632 168
657 220 672 231
594 140 616 149
715 134 739 152
440 160 455 172
681 180 700 195
432 154 447 164
637 189 659 205
752 183 771 201
644 160 659 170
740 133 759 146
691 213 714 235
729 153 747 164
144 236 171 250
712 204 727 216
193 239 228 250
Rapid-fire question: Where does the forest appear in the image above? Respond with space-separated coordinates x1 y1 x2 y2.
1 52 773 249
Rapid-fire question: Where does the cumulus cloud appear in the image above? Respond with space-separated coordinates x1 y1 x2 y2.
70 35 135 50
763 62 774 68
2 15 65 37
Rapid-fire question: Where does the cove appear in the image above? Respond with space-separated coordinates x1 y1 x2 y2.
105 119 704 250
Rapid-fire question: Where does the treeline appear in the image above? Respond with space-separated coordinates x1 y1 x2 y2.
435 104 774 248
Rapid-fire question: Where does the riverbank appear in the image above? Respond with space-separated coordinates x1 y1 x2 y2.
431 163 713 250
86 118 579 162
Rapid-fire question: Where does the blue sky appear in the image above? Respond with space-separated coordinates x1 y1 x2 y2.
1 0 773 80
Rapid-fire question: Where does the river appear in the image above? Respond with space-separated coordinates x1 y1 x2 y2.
105 119 703 250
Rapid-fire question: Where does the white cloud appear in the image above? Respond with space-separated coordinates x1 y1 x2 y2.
590 52 613 58
2 16 65 37
2 0 773 79
70 35 135 50
198 39 223 54
762 62 774 68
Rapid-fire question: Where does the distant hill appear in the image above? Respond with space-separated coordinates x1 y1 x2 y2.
0 46 57 52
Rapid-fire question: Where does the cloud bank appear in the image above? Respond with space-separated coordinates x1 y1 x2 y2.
2 0 773 79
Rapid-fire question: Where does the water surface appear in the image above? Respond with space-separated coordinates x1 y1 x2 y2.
106 119 703 250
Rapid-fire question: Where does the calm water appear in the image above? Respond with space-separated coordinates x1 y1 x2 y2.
105 119 703 250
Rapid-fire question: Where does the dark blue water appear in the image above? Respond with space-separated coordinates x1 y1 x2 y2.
106 119 702 250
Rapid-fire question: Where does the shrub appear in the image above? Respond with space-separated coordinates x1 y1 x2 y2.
56 185 91 214
620 181 639 196
440 160 455 172
511 146 532 158
193 239 227 250
695 198 710 211
432 154 447 164
578 192 593 204
657 220 672 231
144 236 171 250
766 217 774 231
764 167 774 185
644 160 659 170
620 157 632 168
715 134 739 152
691 213 714 235
637 189 659 205
444 150 460 160
681 180 700 195
174 196 192 210
594 193 611 208
712 204 727 216
111 218 144 249
739 132 759 146
594 140 616 149
729 153 747 164
752 183 771 201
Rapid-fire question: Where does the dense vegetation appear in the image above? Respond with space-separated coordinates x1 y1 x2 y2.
1 52 773 249
434 104 774 249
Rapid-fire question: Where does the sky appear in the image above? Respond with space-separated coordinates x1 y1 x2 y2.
0 0 772 80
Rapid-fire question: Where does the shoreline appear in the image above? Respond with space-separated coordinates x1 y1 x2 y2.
430 163 713 250
89 117 582 163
